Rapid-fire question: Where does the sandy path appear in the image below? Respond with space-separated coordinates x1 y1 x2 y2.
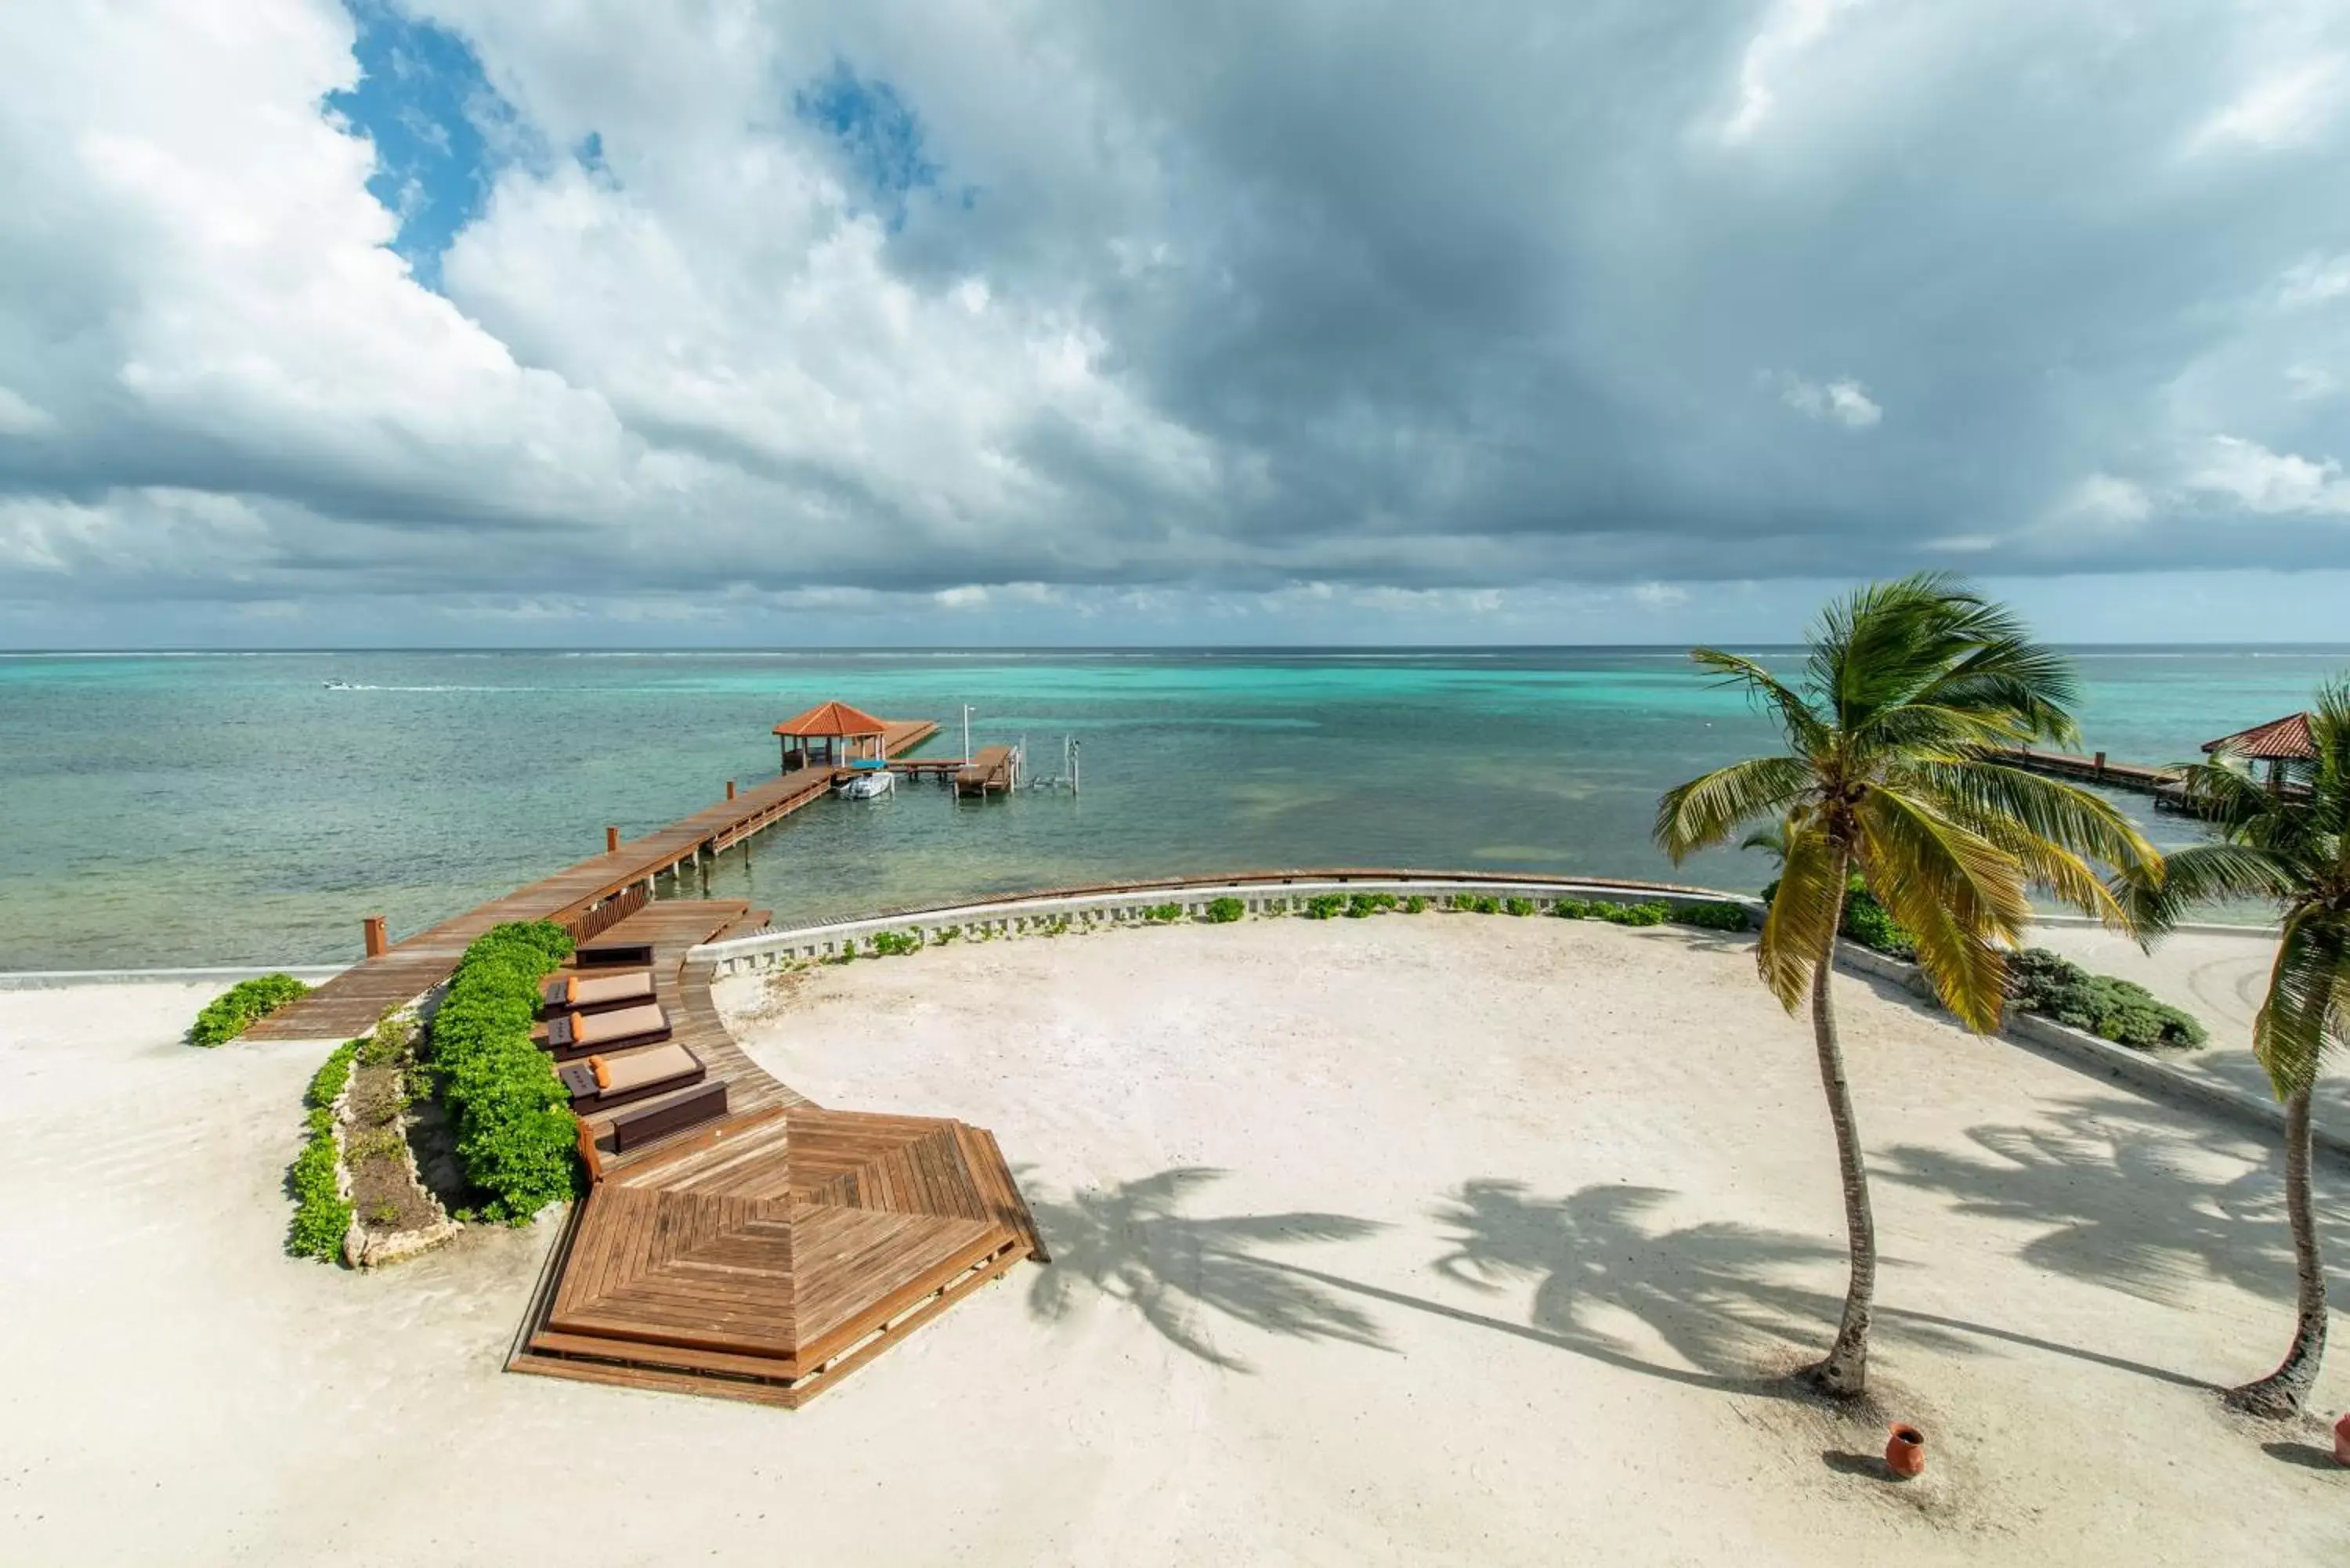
1 919 2342 1566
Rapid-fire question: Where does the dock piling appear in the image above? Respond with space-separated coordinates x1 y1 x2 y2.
606 826 621 854
362 914 387 958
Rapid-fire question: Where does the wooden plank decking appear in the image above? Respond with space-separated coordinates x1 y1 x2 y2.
245 718 937 1041
512 898 1047 1407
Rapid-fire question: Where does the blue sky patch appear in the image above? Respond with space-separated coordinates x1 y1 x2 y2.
327 2 540 287
793 60 943 228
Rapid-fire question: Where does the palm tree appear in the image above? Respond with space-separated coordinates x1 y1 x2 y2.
1654 574 2159 1396
2124 677 2348 1418
1739 821 1791 872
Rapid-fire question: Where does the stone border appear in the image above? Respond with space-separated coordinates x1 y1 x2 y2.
1832 943 2346 1163
334 1010 462 1269
694 873 1765 974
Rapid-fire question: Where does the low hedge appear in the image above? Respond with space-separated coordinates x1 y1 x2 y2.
287 1040 358 1261
192 973 312 1047
2007 948 2207 1051
430 921 577 1223
1203 897 1246 923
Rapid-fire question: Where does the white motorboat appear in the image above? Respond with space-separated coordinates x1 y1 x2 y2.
833 768 896 800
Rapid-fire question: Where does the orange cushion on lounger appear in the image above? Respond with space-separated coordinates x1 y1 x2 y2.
565 974 580 1006
589 1054 611 1090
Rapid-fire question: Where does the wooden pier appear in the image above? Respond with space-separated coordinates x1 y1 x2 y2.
1990 747 2180 794
245 717 938 1041
225 700 1049 1410
955 744 1018 797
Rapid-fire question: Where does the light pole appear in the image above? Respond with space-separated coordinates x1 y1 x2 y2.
962 703 974 763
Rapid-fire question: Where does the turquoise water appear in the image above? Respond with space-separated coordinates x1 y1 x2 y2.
1 648 2340 969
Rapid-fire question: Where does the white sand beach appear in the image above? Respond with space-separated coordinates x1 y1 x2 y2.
1 917 2342 1566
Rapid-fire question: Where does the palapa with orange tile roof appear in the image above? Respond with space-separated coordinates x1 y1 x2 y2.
2202 711 2316 762
773 699 890 738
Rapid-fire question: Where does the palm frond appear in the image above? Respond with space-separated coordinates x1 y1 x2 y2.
2120 842 2300 934
1757 822 1842 1012
2251 909 2348 1098
1687 649 1831 753
1653 755 1816 862
1855 786 2028 1031
1902 760 2161 893
1907 626 2083 745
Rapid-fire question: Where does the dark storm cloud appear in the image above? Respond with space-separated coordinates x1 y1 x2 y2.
2 0 2349 642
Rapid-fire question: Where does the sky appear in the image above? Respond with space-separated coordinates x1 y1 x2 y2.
2 0 2348 648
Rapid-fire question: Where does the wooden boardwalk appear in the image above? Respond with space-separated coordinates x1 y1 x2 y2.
512 898 1047 1407
245 718 937 1041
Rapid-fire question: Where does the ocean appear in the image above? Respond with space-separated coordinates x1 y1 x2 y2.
2 647 2340 970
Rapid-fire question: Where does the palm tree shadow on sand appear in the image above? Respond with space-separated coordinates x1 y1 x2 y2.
1018 1167 2219 1396
1021 1168 1390 1371
1879 1097 2347 1313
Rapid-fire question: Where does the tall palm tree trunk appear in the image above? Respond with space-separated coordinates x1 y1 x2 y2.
1809 850 1877 1396
2227 1085 2328 1416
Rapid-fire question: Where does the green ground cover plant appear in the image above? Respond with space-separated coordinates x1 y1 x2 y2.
1143 902 1185 923
870 929 924 956
1402 896 1429 914
429 920 576 1223
2005 947 2206 1050
286 1039 359 1260
1304 893 1347 919
1504 898 1537 917
190 973 312 1047
1670 901 1755 932
1346 892 1398 918
1203 897 1246 923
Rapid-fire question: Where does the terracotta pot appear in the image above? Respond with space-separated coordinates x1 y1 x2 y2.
2334 1411 2350 1466
1885 1424 1926 1479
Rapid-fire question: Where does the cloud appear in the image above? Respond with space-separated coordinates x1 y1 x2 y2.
2186 435 2350 515
1772 373 1882 429
2 0 2350 645
2056 473 2153 528
2190 56 2345 153
2278 253 2350 308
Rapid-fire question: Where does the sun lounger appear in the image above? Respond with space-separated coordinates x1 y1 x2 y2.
558 1042 706 1112
538 968 656 1017
537 1001 671 1059
610 1081 729 1151
574 939 655 969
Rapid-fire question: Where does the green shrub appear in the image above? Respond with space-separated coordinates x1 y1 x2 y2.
1552 898 1595 919
870 929 923 957
430 920 577 1223
191 972 312 1047
2006 948 2206 1050
305 1038 357 1111
1144 902 1186 924
1504 898 1537 917
1344 893 1389 919
1600 901 1671 927
1305 894 1347 920
286 1042 360 1260
1671 901 1753 932
934 926 962 944
1203 896 1246 923
1402 896 1429 914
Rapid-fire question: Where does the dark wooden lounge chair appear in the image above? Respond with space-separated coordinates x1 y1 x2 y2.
558 1042 706 1112
574 939 656 969
539 967 656 1017
537 1001 671 1060
609 1081 729 1151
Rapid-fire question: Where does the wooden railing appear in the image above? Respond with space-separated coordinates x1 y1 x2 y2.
565 882 650 947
